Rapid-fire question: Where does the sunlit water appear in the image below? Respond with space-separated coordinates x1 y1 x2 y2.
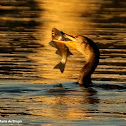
0 0 126 125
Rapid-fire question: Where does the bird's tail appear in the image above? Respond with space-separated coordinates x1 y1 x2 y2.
54 62 65 73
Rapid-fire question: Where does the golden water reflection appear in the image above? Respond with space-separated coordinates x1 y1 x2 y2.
0 82 126 125
0 0 126 125
30 0 99 84
28 88 98 120
0 0 126 83
0 85 98 120
29 0 126 84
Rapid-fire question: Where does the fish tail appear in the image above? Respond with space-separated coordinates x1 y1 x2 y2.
54 62 65 73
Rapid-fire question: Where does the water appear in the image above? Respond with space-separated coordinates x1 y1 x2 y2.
0 0 126 125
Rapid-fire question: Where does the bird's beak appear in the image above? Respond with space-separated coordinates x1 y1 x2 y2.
53 34 77 49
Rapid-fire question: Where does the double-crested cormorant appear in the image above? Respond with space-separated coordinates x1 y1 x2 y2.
53 34 100 87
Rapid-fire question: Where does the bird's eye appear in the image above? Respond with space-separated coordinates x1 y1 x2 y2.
60 31 65 35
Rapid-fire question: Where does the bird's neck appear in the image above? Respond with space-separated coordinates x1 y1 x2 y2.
78 53 99 87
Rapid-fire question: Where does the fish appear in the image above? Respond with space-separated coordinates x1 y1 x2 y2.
49 28 72 73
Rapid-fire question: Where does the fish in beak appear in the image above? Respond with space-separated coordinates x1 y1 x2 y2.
49 28 72 73
53 34 77 49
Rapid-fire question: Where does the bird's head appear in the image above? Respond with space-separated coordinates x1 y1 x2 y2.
52 34 80 49
53 34 89 54
53 33 99 62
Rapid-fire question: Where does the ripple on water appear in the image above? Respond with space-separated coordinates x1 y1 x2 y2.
0 81 126 125
0 0 126 125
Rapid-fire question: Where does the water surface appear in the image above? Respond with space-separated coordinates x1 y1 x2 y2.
0 0 126 125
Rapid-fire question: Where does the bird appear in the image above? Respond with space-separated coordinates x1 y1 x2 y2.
53 34 100 87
